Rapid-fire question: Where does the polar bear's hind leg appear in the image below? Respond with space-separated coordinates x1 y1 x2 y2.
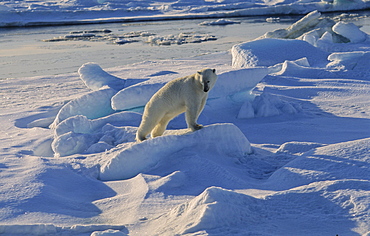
151 109 184 137
151 116 170 138
136 112 162 141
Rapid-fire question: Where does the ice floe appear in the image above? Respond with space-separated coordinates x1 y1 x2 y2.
199 19 241 26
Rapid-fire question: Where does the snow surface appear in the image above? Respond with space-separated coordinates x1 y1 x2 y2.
332 22 368 43
99 123 252 181
1 10 370 236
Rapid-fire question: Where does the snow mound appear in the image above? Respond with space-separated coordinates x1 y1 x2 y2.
275 141 324 155
99 123 252 181
237 92 302 119
78 62 126 91
52 131 96 157
147 179 363 235
332 22 368 43
78 62 148 90
263 10 328 40
261 10 370 51
231 38 329 68
112 68 269 111
143 142 370 235
272 59 322 77
149 171 187 191
52 114 139 157
209 67 268 102
327 51 370 71
50 88 116 128
149 186 260 235
269 138 370 190
111 81 166 111
54 112 141 137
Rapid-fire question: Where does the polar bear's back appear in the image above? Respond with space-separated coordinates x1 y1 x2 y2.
148 74 196 108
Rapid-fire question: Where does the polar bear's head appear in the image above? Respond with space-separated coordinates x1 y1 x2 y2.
196 68 217 93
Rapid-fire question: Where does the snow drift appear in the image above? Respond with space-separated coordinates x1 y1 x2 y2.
99 123 252 181
140 138 370 235
50 88 117 128
52 112 140 157
231 38 329 68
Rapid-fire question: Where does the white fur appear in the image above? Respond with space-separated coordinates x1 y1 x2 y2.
136 68 217 141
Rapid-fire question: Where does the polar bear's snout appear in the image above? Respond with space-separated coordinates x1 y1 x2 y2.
204 82 210 92
200 68 216 93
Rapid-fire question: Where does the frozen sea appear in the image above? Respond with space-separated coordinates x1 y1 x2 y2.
2 11 370 79
1 16 299 79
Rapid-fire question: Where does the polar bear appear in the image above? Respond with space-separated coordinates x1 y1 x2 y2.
136 68 217 142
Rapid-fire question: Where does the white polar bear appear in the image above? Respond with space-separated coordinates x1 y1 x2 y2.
136 68 217 142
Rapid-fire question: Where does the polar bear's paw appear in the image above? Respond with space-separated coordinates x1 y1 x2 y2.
192 124 204 131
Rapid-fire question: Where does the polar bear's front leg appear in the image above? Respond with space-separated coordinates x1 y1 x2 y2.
185 97 205 131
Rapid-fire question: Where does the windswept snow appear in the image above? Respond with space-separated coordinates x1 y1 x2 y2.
99 123 252 181
231 38 329 68
1 10 370 236
327 51 370 71
332 22 368 43
52 113 140 157
50 88 117 128
78 63 126 91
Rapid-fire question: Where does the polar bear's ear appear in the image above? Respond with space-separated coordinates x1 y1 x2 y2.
213 69 216 73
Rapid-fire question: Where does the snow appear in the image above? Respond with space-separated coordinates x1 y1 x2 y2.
231 38 329 68
99 123 252 181
237 91 302 118
78 63 126 91
332 22 368 43
327 51 370 71
52 113 140 157
50 88 117 128
1 10 370 236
